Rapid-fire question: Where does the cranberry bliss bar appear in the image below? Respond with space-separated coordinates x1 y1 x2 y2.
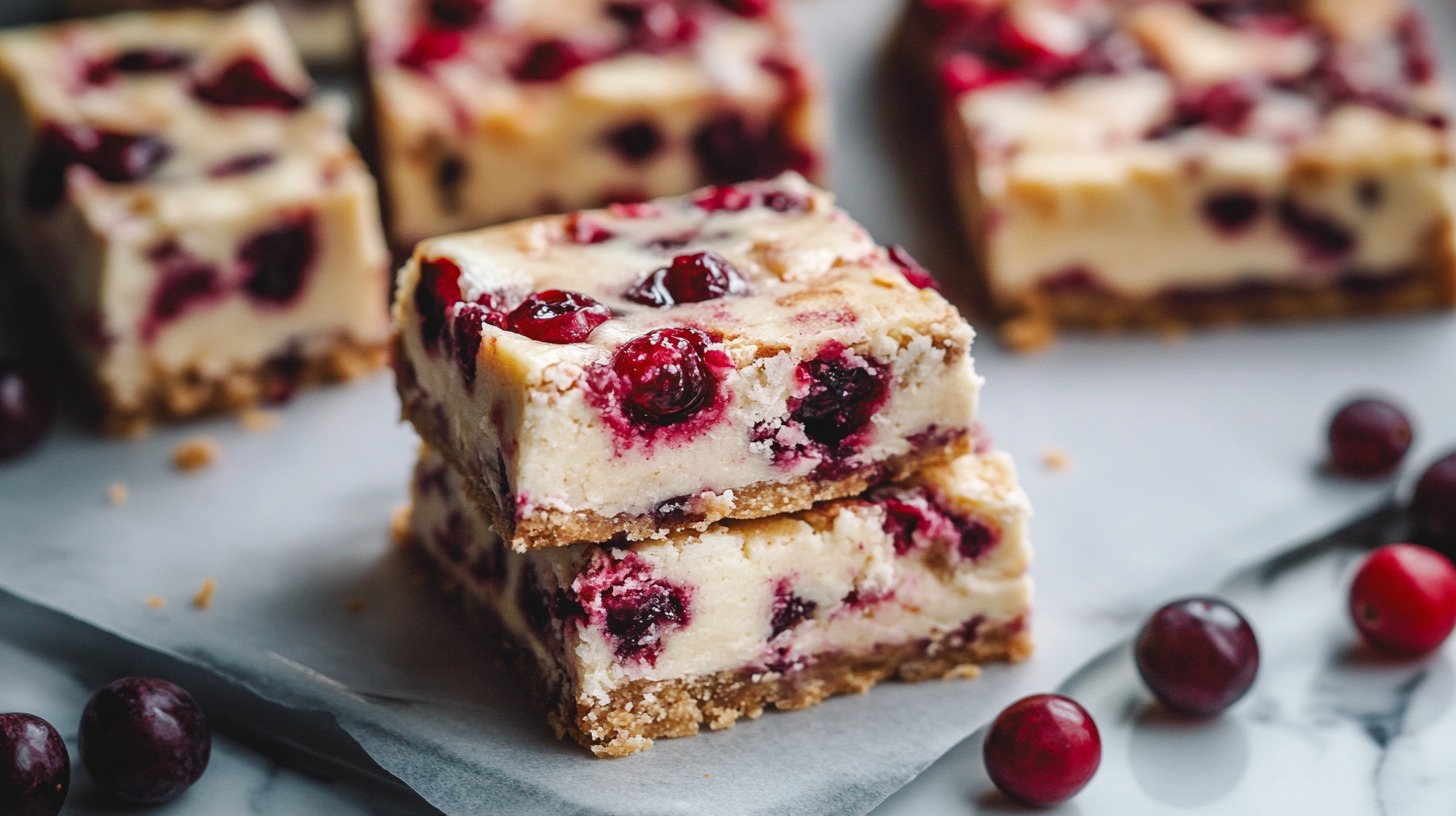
60 0 356 66
407 443 1032 756
0 7 391 433
902 0 1456 349
393 174 980 550
358 0 826 247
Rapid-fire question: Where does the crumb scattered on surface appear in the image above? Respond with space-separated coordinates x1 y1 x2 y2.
390 504 412 549
107 482 129 505
145 595 165 610
240 407 280 432
944 664 982 680
193 577 217 609
172 437 220 472
1000 316 1055 353
345 598 367 614
1041 447 1072 472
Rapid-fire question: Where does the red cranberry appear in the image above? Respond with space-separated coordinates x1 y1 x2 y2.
955 516 998 561
625 251 748 307
87 48 191 83
708 0 770 17
427 0 489 28
1350 543 1456 656
563 213 613 244
1277 196 1355 260
575 553 691 664
888 245 940 291
1396 11 1435 85
605 120 664 164
1202 190 1263 235
414 257 464 353
938 53 1012 97
792 345 890 446
1135 598 1259 717
0 360 57 463
0 713 69 816
770 581 817 637
397 28 465 70
145 260 222 340
450 302 505 391
506 290 612 343
1413 452 1456 547
79 677 210 805
207 152 275 177
606 1 700 52
193 56 307 110
692 184 755 213
611 327 717 425
239 215 315 305
88 131 172 184
1325 397 1413 478
692 113 761 184
512 39 593 82
984 694 1101 807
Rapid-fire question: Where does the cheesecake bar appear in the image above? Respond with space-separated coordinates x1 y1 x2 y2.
407 443 1033 757
0 7 391 433
393 174 979 550
903 0 1456 349
359 0 826 248
60 0 356 66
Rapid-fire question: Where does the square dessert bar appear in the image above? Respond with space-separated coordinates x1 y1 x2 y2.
61 0 356 66
393 174 981 550
903 0 1456 349
0 6 391 433
359 0 826 248
407 443 1033 757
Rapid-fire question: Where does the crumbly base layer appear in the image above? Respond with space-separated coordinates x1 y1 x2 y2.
410 525 1033 757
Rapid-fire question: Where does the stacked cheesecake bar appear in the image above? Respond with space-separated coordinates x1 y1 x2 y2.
902 0 1456 349
0 7 391 433
395 173 1033 756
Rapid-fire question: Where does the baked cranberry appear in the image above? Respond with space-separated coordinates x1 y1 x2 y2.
563 213 613 244
0 360 57 463
938 53 1011 97
1202 190 1262 235
708 0 770 17
207 152 275 177
692 113 760 184
261 348 306 405
761 189 808 212
606 120 664 164
575 553 691 664
1349 543 1456 656
506 290 611 343
879 495 933 555
427 0 489 28
145 261 222 340
0 713 68 816
770 581 816 637
692 184 755 213
87 48 191 83
415 257 464 353
397 28 465 70
1396 11 1436 85
955 516 998 561
607 1 699 51
512 39 593 82
1413 452 1456 548
80 677 210 805
1135 598 1259 717
888 245 940 290
1277 197 1355 260
611 328 716 425
90 132 172 184
239 215 315 305
193 56 307 110
451 302 504 391
984 694 1101 807
1150 81 1256 138
626 251 748 307
1325 397 1413 478
792 344 890 446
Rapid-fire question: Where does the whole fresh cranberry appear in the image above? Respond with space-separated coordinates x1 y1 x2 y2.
0 713 69 816
1135 598 1259 716
80 677 210 804
1349 543 1456 656
611 327 716 425
193 56 307 110
983 694 1100 807
1326 397 1413 478
1412 452 1456 548
0 360 57 462
625 251 748 307
506 290 612 343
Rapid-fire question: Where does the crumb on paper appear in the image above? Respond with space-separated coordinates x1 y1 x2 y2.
193 577 217 610
390 504 412 549
145 595 165 610
107 482 129 505
240 407 280 432
1041 447 1072 472
345 598 367 614
172 437 220 472
944 664 982 681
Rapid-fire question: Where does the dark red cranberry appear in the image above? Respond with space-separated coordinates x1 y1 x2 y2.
193 56 307 110
239 215 315 305
512 39 593 82
506 290 612 343
79 677 210 805
792 345 890 446
450 302 504 390
984 694 1101 807
1355 178 1383 209
0 360 57 463
625 251 748 307
938 53 1012 97
414 257 464 353
0 713 68 816
770 582 817 637
761 189 808 212
1325 397 1413 478
692 184 755 213
145 261 222 340
1135 598 1259 717
1396 11 1435 85
427 0 489 28
955 516 998 561
611 327 716 425
606 120 664 164
888 245 940 290
1150 81 1256 138
879 495 931 555
87 48 191 83
708 0 770 17
1202 190 1262 235
1277 197 1355 260
576 554 691 664
1413 453 1456 548
397 28 465 70
89 132 172 183
207 152 275 177
261 348 306 405
691 113 760 184
606 1 700 52
1349 543 1456 656
563 212 613 244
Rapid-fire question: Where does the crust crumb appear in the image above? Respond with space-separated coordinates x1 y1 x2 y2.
173 437 220 472
1041 447 1072 472
107 482 129 505
1000 314 1056 353
145 595 165 610
943 664 982 680
390 504 412 548
193 577 217 610
345 597 367 614
240 407 280 432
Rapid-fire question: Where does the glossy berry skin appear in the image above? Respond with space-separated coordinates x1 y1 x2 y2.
1349 544 1456 657
1135 597 1259 716
1326 397 1413 478
625 251 748 307
612 327 716 425
1412 452 1456 548
506 290 611 344
983 694 1100 807
0 360 57 462
0 713 69 816
79 678 210 805
192 56 306 110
